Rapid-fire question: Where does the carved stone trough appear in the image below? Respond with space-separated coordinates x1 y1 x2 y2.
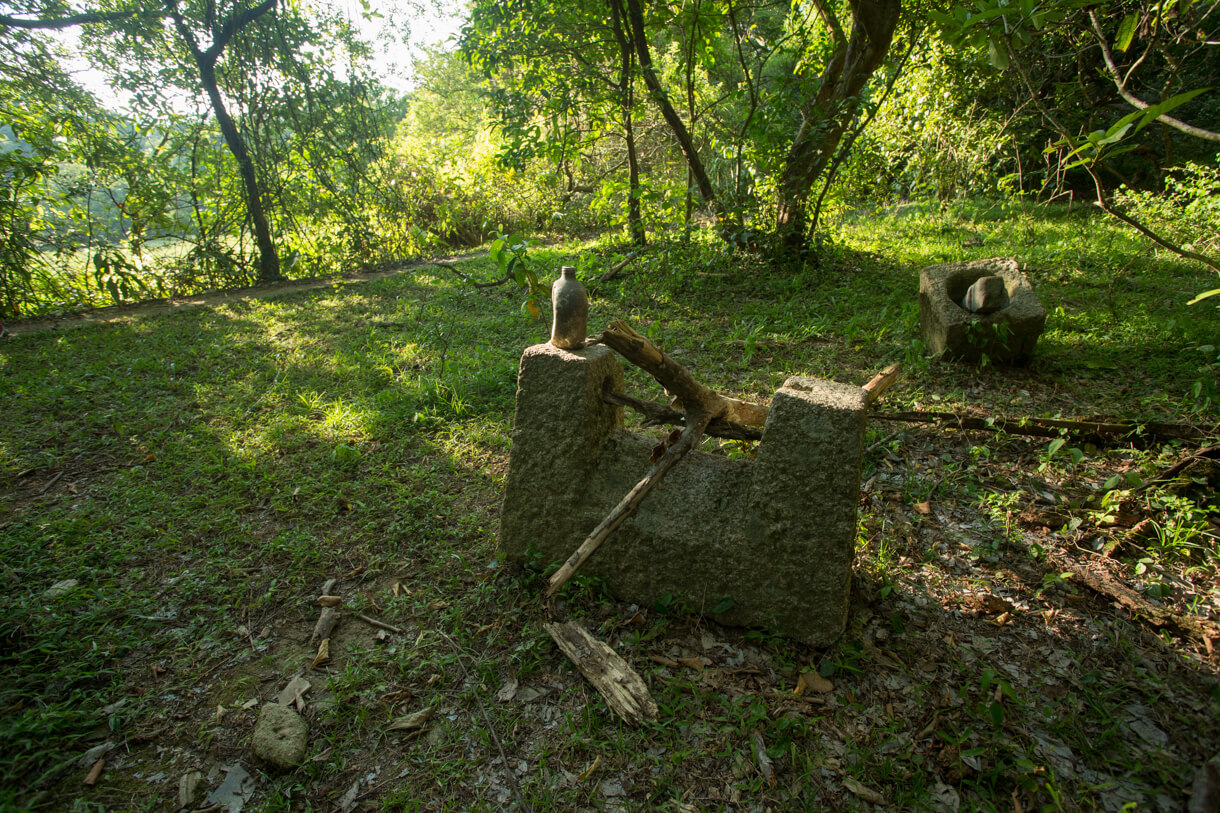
919 257 1046 363
500 343 867 647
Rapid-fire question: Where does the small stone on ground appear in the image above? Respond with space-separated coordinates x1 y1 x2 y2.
251 703 308 769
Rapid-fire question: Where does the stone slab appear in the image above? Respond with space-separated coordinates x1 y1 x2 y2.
500 344 866 647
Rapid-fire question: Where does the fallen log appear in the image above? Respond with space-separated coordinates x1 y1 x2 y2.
871 410 1213 447
545 621 658 725
1041 547 1219 645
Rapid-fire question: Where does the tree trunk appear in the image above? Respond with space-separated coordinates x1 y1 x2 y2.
609 0 646 247
195 59 283 283
169 0 283 284
624 0 735 236
774 0 900 259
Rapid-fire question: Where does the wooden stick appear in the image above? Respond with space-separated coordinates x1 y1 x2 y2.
355 614 403 634
38 471 64 494
545 621 658 725
547 412 712 596
1130 446 1219 494
861 363 901 405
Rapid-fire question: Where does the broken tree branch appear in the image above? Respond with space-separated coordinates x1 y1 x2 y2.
871 410 1213 447
601 388 764 440
1131 446 1220 494
428 261 512 289
600 319 766 426
547 412 712 596
596 247 652 285
1041 546 1219 645
545 621 658 725
862 363 901 405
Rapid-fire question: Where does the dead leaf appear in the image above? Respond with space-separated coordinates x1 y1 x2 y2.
178 770 204 808
318 595 341 607
797 671 834 695
578 755 602 782
750 730 775 787
843 776 887 805
496 674 519 703
311 639 330 669
994 612 1013 626
83 758 104 786
647 655 679 668
387 707 435 732
676 657 704 671
381 689 413 705
982 594 1013 614
914 501 932 515
276 676 311 708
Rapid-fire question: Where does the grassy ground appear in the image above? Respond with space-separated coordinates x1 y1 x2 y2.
1 200 1217 812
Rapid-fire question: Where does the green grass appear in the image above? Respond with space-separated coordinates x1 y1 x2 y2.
1 204 1217 811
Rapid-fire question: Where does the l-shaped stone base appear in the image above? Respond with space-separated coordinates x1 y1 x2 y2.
499 343 866 647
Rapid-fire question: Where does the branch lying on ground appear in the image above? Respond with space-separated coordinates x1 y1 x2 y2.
428 261 512 289
1040 545 1219 646
1131 446 1220 494
545 621 658 725
595 247 652 286
871 410 1214 447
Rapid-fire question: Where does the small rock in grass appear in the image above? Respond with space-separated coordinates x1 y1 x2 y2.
250 703 308 769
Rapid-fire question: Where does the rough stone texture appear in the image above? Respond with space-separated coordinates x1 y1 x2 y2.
962 274 1009 314
250 703 308 769
500 345 866 647
919 258 1045 363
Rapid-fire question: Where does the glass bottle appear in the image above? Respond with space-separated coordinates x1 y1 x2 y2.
550 266 588 350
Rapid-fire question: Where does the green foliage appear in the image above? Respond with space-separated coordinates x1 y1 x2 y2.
832 38 1011 207
1114 161 1220 262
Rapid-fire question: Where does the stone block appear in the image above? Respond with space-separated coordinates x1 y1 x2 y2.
251 703 308 769
919 258 1045 363
500 344 866 647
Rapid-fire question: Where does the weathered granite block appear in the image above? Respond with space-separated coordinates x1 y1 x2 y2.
919 258 1046 363
500 344 866 647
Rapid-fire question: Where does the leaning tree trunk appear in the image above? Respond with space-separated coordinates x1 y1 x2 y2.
624 0 737 237
195 59 282 283
169 0 283 284
775 0 901 260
